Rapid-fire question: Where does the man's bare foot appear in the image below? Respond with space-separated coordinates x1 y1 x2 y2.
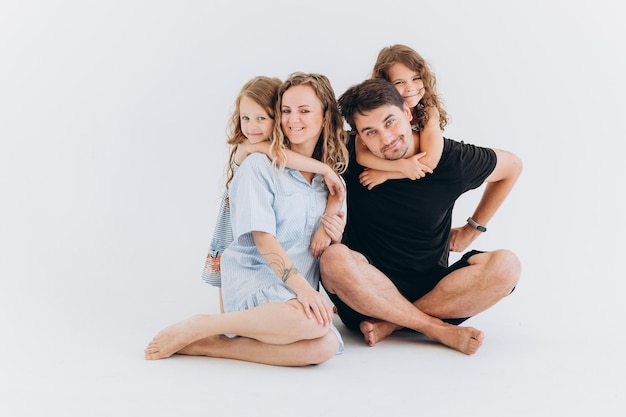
359 320 399 346
429 324 484 355
144 315 210 360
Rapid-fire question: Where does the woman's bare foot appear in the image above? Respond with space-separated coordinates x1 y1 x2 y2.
177 334 228 357
359 320 399 346
144 315 212 360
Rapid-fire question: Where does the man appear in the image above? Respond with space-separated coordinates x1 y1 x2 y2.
320 78 522 355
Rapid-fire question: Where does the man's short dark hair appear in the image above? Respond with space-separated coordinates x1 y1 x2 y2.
337 78 405 132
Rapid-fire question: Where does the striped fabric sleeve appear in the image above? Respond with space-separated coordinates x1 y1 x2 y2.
201 190 233 287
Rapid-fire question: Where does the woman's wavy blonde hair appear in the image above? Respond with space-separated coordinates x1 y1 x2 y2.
269 72 349 176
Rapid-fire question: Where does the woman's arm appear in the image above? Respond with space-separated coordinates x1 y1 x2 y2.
310 190 344 258
252 231 333 326
277 148 347 256
237 145 346 257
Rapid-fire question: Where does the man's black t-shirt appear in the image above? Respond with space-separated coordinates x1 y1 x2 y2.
342 136 497 285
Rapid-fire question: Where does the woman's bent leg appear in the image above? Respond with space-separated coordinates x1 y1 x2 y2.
145 300 331 360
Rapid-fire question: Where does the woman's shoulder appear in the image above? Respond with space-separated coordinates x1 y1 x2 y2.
234 153 277 186
239 152 272 171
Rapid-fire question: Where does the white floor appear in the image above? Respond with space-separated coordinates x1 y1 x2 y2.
2 273 623 416
2 1 625 416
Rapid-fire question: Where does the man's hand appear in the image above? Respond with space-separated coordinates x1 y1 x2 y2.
449 224 483 252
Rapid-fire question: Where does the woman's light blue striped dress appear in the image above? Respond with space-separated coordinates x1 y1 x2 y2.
221 153 343 354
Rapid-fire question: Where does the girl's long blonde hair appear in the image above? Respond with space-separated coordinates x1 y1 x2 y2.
224 76 282 192
372 44 449 132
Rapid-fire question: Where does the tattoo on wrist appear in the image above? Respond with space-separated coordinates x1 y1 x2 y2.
264 252 299 282
280 266 299 282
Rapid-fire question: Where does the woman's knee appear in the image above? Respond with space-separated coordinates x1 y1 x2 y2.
286 305 332 340
302 332 339 365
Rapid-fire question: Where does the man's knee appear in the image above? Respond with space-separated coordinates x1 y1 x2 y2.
320 244 349 291
321 243 347 261
490 249 522 290
320 244 347 273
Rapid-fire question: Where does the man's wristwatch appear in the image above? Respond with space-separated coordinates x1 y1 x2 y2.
467 217 487 232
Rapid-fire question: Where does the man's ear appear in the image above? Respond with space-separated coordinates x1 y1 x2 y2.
403 102 413 122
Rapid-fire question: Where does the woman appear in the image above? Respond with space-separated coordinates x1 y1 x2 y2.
144 72 349 366
202 75 345 312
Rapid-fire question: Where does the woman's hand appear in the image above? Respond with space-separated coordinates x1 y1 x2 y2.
321 211 345 243
311 210 346 257
296 286 334 326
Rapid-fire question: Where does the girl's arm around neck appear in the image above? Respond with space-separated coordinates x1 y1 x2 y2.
234 140 271 166
416 106 444 171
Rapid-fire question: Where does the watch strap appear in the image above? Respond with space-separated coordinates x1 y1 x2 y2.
467 217 487 232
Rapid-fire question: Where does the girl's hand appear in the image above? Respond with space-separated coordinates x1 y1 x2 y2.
359 168 391 190
296 287 333 326
399 152 433 179
323 170 345 199
310 227 331 259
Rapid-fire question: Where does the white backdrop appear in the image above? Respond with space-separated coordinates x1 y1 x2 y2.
1 1 625 416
